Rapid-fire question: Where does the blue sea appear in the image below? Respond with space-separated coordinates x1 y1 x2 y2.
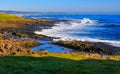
19 13 120 47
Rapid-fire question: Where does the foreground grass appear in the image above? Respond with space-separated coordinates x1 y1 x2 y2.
0 53 120 74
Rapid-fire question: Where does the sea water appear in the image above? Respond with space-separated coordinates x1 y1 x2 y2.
22 13 120 47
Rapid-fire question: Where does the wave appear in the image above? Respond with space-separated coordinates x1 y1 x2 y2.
34 18 120 47
34 18 97 34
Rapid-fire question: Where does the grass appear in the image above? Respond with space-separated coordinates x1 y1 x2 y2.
0 53 120 74
0 13 22 21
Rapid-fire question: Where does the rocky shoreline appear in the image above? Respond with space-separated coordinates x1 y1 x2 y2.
0 13 56 56
0 13 120 56
52 40 120 55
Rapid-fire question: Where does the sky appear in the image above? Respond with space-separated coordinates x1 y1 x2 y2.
0 0 120 13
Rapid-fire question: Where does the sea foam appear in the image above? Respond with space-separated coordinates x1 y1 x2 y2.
34 18 120 47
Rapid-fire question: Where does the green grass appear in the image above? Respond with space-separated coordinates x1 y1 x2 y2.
0 13 22 21
0 53 120 74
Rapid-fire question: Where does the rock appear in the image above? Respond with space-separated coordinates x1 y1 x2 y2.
0 39 40 55
52 40 120 55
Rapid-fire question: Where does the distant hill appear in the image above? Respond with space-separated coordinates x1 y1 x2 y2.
0 10 21 14
0 10 40 14
0 10 54 14
0 10 75 14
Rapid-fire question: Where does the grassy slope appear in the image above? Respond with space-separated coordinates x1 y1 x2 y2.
0 13 25 28
0 13 53 28
0 53 120 74
0 13 22 21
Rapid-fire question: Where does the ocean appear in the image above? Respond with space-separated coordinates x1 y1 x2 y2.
20 13 120 47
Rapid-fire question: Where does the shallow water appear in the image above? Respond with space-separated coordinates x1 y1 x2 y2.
32 40 72 52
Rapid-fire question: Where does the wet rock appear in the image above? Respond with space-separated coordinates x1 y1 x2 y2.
52 40 120 55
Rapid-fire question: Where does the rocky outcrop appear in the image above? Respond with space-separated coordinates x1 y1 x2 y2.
52 40 120 55
0 40 40 56
0 13 52 56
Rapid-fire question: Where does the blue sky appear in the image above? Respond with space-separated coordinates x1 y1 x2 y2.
0 0 120 13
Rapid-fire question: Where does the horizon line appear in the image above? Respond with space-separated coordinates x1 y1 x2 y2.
0 10 120 14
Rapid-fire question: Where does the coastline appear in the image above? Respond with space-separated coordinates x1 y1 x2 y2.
32 19 120 55
1 13 120 73
0 13 120 56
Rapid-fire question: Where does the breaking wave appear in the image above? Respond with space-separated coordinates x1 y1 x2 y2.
34 18 120 47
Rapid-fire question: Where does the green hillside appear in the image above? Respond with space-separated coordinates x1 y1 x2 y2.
0 13 22 21
0 53 120 74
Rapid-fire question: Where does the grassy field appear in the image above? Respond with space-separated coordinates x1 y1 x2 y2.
0 13 22 21
0 53 120 74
